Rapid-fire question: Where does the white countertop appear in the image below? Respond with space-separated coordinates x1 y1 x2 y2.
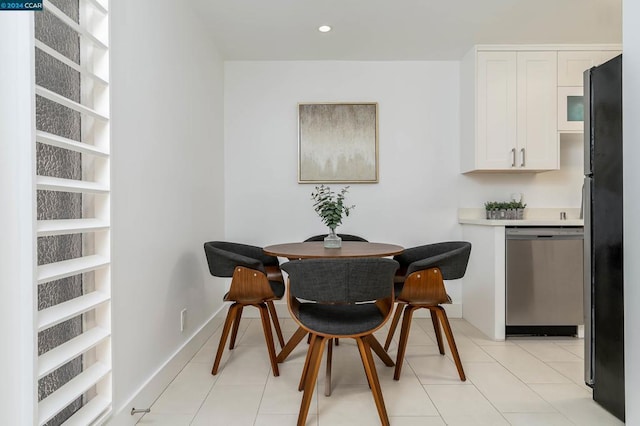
458 208 584 227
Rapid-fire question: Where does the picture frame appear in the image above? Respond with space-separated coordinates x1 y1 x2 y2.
298 102 379 183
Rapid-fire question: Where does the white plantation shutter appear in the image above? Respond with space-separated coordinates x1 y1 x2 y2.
35 0 111 424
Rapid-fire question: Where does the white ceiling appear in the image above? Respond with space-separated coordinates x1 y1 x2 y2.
192 0 621 61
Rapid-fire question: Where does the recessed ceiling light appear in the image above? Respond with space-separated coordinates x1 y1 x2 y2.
318 25 332 33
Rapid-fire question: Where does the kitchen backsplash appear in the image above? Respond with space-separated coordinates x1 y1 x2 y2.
459 133 583 208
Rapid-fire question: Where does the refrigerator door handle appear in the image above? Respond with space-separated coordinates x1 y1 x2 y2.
584 177 594 386
584 68 592 174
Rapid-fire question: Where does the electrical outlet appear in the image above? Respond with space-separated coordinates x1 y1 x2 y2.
180 309 187 332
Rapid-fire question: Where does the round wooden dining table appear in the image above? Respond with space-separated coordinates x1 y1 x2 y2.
263 241 404 259
264 241 404 373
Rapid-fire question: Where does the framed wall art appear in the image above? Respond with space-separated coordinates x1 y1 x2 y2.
298 102 379 183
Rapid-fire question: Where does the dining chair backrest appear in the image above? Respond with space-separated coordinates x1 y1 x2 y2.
281 258 398 304
395 241 471 280
303 234 368 242
204 241 279 277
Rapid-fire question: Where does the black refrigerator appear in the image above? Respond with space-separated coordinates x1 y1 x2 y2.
583 54 625 421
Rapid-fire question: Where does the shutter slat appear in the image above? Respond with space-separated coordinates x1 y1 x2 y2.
38 327 110 379
35 41 108 86
36 86 109 121
43 0 108 49
62 395 111 426
38 291 110 332
36 176 109 194
83 0 108 15
38 363 110 425
36 130 109 157
38 255 109 285
37 219 109 237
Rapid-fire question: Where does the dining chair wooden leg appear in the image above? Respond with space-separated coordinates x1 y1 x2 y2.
212 303 239 375
325 338 333 396
229 305 244 350
383 303 404 350
277 326 308 363
266 300 285 349
429 307 445 355
435 306 466 381
394 304 418 380
299 333 317 391
298 336 326 426
258 303 280 377
366 335 395 367
356 337 390 426
357 338 374 390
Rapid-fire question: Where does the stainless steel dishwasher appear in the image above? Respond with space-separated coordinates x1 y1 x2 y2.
505 227 584 335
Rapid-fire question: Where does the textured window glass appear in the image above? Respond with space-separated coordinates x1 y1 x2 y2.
35 1 84 424
35 8 79 64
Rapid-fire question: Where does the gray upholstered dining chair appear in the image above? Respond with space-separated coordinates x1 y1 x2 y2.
303 233 368 242
303 234 368 351
281 258 399 426
203 241 286 376
383 241 472 381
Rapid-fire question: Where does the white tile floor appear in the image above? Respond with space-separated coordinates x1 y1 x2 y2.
137 314 624 426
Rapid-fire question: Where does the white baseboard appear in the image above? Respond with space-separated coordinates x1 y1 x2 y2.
107 305 225 425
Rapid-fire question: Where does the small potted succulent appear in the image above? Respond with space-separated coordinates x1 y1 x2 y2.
311 185 355 248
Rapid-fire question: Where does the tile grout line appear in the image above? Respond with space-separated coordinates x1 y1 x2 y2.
187 316 239 426
433 326 514 425
464 349 572 422
524 381 581 425
189 318 257 426
139 317 611 426
435 323 559 424
252 352 271 426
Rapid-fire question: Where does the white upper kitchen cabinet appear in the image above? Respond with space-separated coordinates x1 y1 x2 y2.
558 50 622 86
556 48 621 133
461 46 558 172
516 51 559 170
473 51 517 170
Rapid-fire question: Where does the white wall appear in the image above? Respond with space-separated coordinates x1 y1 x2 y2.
224 61 585 244
110 1 225 420
224 61 464 305
224 61 586 309
225 61 462 247
623 0 640 421
0 13 36 426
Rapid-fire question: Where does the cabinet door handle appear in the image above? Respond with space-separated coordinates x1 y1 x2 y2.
520 148 526 167
511 148 516 167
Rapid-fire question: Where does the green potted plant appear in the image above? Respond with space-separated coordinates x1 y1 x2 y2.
484 201 498 219
513 200 527 219
311 185 355 248
484 200 526 220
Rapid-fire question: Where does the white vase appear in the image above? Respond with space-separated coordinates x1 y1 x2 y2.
324 228 342 248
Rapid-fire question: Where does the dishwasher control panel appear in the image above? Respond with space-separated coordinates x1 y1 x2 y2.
506 227 584 239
